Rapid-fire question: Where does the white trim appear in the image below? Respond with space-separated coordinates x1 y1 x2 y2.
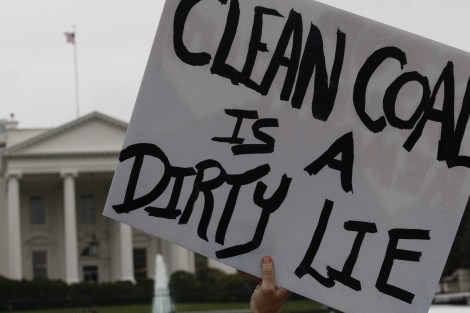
6 170 22 179
60 169 78 179
2 111 127 157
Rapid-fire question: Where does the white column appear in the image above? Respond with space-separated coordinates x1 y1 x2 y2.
187 250 195 273
62 171 79 284
119 223 135 282
170 243 191 273
7 172 22 280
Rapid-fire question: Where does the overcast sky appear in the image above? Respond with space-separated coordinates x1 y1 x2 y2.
1 0 470 128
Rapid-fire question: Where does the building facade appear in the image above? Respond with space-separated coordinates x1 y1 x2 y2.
0 112 233 283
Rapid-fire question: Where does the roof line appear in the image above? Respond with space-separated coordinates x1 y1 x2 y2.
2 111 128 155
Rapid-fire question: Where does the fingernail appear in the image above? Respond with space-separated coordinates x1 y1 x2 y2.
262 256 272 264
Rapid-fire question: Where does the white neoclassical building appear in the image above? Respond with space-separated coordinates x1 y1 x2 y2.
0 112 233 283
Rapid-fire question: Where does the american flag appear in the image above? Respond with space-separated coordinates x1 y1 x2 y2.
64 31 75 45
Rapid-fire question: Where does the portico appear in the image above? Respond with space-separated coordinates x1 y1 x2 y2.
0 112 214 283
0 112 206 283
1 112 138 282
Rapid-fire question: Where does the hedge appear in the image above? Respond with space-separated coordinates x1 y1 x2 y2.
169 268 257 303
0 269 297 310
0 276 153 311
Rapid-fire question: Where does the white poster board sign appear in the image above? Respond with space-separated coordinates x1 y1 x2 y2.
103 0 470 312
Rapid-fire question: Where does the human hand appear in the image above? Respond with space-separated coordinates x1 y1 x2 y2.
250 256 291 313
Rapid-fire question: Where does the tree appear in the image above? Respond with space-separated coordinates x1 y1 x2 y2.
169 271 198 302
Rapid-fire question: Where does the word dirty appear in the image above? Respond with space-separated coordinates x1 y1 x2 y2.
112 142 292 259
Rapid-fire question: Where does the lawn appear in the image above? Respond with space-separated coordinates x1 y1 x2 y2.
12 300 323 313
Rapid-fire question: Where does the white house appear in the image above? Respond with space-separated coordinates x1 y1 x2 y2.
0 112 234 283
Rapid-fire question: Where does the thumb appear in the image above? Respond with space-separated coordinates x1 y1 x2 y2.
261 256 276 289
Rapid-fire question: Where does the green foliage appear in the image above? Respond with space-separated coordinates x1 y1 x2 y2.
168 271 198 303
195 268 225 301
169 269 257 303
0 277 153 311
214 273 257 302
195 268 225 286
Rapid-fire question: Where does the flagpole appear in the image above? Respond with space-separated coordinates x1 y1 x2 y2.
72 24 80 118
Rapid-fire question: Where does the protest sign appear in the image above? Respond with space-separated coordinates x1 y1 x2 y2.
103 0 470 312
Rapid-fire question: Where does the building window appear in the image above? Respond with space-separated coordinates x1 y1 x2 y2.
83 266 98 283
195 253 208 272
30 196 46 225
32 251 47 279
80 195 95 224
133 248 147 280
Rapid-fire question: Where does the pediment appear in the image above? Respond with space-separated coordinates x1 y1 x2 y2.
3 112 127 157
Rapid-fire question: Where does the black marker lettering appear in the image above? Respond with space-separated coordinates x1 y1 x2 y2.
354 47 407 132
240 6 283 91
216 173 292 259
383 71 430 130
145 166 196 219
173 0 211 66
113 143 172 214
404 62 455 162
179 159 227 242
304 132 354 193
447 77 470 168
212 109 259 144
327 221 378 291
376 228 431 304
232 118 279 155
210 0 242 84
215 164 271 244
259 9 303 98
291 25 346 121
294 199 335 288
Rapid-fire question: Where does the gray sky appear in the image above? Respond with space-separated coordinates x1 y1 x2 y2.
1 0 469 128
